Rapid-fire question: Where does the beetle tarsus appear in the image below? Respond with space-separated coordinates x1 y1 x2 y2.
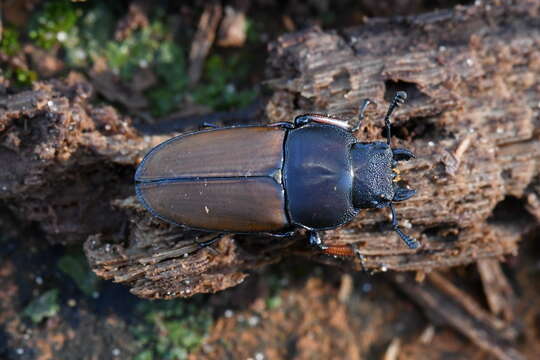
269 121 295 129
294 115 311 128
308 231 327 250
392 148 415 161
201 122 219 129
384 91 407 145
351 243 367 272
389 203 419 249
194 233 224 254
393 187 417 202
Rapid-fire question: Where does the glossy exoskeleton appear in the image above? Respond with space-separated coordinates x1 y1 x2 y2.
135 92 419 254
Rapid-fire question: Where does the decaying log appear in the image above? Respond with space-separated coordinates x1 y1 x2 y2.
392 272 525 360
264 0 540 272
0 1 539 299
477 258 516 322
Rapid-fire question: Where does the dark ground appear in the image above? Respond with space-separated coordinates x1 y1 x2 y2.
0 1 539 359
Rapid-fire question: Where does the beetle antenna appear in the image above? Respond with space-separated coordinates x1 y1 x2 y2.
384 91 407 145
350 99 374 132
389 203 419 249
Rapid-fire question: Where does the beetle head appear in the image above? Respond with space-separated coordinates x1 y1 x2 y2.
351 142 416 209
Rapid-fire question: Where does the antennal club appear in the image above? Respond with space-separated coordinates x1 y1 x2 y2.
384 91 407 145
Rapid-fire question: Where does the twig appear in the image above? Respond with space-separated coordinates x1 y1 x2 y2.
188 3 223 85
427 272 518 340
477 259 516 322
392 273 524 360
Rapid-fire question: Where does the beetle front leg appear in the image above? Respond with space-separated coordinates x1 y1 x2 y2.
308 231 328 250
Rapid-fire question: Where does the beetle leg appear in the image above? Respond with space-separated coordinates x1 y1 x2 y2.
393 187 416 202
321 243 367 271
351 243 367 272
193 233 225 254
265 230 296 237
384 91 407 145
389 204 419 249
322 245 354 257
268 121 295 129
200 122 219 130
294 114 351 130
392 148 415 161
308 231 328 250
350 99 375 132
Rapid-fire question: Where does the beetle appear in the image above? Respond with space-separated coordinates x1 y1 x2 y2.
134 91 419 254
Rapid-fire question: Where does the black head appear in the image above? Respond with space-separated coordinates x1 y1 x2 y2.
351 142 416 209
349 91 419 249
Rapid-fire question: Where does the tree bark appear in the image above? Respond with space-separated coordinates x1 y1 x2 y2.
0 0 539 298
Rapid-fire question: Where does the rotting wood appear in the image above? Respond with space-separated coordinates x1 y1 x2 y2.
477 258 516 322
427 271 518 342
265 0 540 272
392 272 525 360
0 1 539 299
188 2 223 85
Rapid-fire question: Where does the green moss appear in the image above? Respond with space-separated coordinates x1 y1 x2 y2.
0 27 38 86
63 4 115 67
25 1 256 115
57 252 99 296
1 27 22 56
29 0 81 50
264 274 285 310
105 21 166 80
193 54 257 111
132 300 212 360
244 17 261 44
134 350 153 360
145 40 189 116
61 5 189 116
23 289 60 323
2 68 38 87
266 294 282 309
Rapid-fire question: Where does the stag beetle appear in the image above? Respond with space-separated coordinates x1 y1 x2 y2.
135 92 418 255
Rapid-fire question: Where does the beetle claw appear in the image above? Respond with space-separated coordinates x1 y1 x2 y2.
393 188 416 202
393 148 415 161
308 231 327 250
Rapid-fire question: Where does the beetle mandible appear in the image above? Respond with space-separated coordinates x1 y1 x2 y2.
135 91 419 254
